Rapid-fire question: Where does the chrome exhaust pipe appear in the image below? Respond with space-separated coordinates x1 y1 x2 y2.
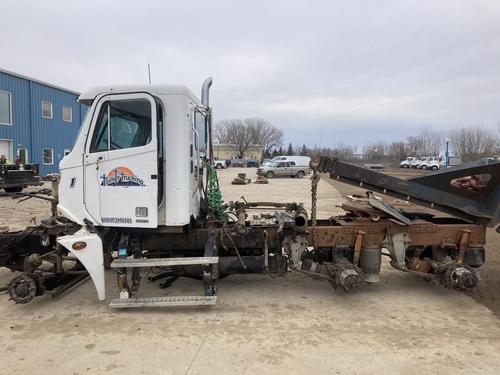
201 77 213 106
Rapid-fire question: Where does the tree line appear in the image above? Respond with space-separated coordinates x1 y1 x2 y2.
215 119 500 163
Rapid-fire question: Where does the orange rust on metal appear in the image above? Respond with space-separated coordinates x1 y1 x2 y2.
353 231 365 266
407 258 432 273
457 229 472 266
309 220 486 249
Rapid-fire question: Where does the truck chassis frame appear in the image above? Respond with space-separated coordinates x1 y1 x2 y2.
1 155 497 307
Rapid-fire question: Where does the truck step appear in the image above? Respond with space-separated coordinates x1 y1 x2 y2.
110 256 219 268
109 295 217 308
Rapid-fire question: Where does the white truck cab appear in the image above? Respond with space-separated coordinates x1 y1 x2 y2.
410 157 423 168
58 83 212 229
421 156 442 170
400 157 416 168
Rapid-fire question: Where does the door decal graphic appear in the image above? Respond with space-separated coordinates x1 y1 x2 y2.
100 167 145 187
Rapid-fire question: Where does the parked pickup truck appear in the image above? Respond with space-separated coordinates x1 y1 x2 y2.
213 159 228 169
0 164 42 193
257 161 310 178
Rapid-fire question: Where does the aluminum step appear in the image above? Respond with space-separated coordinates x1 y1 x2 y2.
109 295 217 308
110 256 219 268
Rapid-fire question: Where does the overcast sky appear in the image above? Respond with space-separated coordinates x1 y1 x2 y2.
2 0 500 148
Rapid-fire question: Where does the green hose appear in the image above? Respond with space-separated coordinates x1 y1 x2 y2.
207 165 228 222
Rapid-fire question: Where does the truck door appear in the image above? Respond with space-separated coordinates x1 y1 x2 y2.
276 161 287 176
84 93 158 228
285 162 292 176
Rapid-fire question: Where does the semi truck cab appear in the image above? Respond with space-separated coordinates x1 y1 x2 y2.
58 80 213 229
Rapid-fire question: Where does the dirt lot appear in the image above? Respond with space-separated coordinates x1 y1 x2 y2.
0 167 499 375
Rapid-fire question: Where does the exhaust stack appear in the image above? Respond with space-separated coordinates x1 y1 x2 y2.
201 77 213 106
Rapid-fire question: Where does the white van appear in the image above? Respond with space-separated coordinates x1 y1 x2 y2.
263 155 311 167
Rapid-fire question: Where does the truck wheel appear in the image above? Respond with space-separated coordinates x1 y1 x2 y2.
431 166 438 170
421 165 427 170
216 163 223 169
266 171 274 179
404 164 409 168
296 170 305 178
4 186 23 193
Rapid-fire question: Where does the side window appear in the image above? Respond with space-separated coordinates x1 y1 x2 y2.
285 162 291 167
90 103 109 153
110 100 151 149
195 110 207 153
278 162 286 167
90 99 152 153
290 161 296 166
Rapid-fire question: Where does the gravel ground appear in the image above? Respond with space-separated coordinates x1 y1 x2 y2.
0 167 499 375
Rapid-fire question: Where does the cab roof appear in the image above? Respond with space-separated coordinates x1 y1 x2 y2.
78 84 203 106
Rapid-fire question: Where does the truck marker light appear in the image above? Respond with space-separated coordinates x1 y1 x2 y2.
72 242 87 250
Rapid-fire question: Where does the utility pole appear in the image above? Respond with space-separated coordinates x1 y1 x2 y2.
147 63 152 84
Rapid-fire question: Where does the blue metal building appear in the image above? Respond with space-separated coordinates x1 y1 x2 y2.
0 68 87 175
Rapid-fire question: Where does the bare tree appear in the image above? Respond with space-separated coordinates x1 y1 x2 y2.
406 135 424 156
215 119 253 158
418 127 444 155
215 118 283 159
363 141 387 162
387 141 408 162
405 127 444 156
449 125 498 162
244 118 283 157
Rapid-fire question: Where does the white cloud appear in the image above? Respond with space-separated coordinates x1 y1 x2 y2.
1 0 500 146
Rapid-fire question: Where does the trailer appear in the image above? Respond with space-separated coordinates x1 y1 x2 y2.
0 78 498 308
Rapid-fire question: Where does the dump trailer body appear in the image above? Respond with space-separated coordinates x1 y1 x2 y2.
316 157 500 228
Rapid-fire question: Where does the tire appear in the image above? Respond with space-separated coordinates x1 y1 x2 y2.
4 186 23 193
421 165 427 170
403 164 409 168
296 170 305 178
216 163 223 169
266 171 274 179
431 166 438 170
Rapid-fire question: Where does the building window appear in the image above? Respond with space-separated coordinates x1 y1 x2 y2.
0 91 12 125
42 101 53 119
43 148 53 165
63 106 72 122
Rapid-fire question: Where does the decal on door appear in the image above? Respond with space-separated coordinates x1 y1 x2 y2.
100 167 145 187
